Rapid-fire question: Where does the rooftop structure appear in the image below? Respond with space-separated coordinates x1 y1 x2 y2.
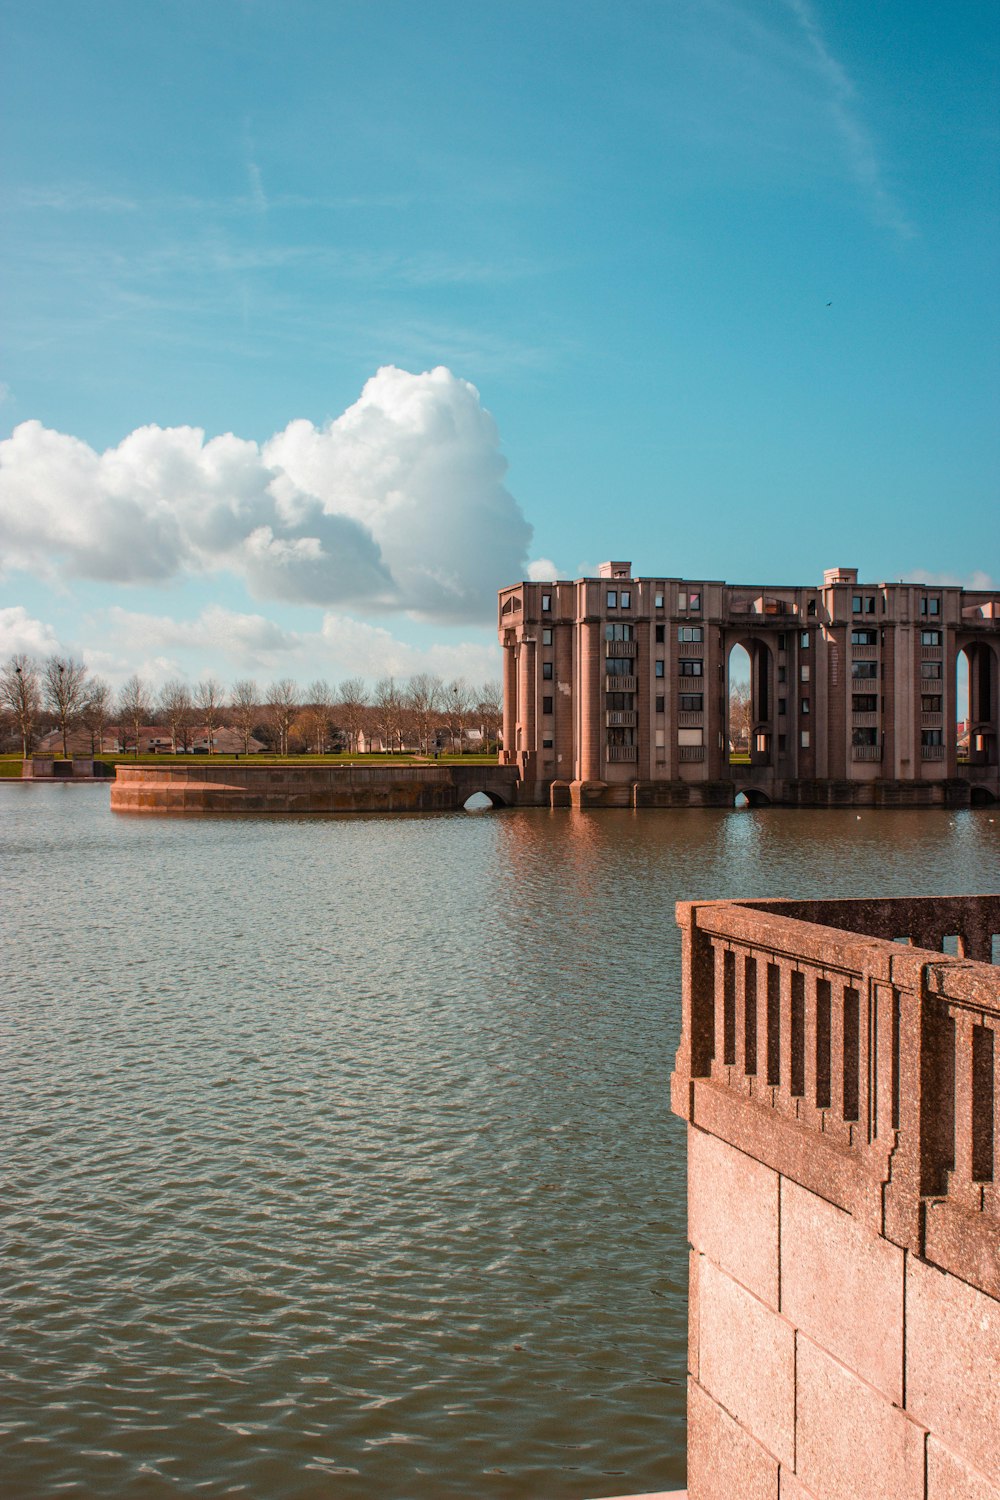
498 565 1000 807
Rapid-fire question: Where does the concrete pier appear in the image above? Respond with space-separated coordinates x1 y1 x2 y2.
110 761 528 814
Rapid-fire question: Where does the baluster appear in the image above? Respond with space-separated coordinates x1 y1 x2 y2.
949 1009 979 1210
733 946 748 1092
710 940 728 1084
802 967 819 1125
829 980 847 1141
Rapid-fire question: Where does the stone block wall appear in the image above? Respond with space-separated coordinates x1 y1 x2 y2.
687 1128 999 1499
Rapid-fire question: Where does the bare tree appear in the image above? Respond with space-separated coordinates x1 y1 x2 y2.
195 677 224 754
405 673 444 754
43 657 90 758
305 679 335 753
118 674 153 758
1 655 42 757
158 680 193 753
81 676 113 754
230 679 260 755
476 679 503 753
266 678 299 756
445 677 475 753
372 676 403 753
337 677 368 754
729 680 752 751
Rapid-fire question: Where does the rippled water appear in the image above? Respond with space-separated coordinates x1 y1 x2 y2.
2 788 998 1499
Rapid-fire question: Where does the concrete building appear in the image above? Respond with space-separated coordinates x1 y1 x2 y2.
498 563 1000 806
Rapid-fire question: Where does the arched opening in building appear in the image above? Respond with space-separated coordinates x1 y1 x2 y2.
970 786 997 806
462 790 506 811
728 639 773 767
735 788 771 809
957 641 998 767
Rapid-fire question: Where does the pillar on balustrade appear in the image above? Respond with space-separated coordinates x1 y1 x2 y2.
577 619 602 783
517 637 536 775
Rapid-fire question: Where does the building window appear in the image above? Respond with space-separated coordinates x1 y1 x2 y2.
655 728 665 748
852 661 877 679
607 692 634 710
921 597 941 616
852 595 862 613
800 631 810 648
541 593 551 612
801 730 810 748
679 693 703 711
655 695 665 713
778 734 787 752
778 665 786 684
689 592 701 611
542 627 553 645
542 737 554 749
778 698 787 716
865 596 876 613
654 592 664 608
655 624 665 643
801 664 810 682
655 660 665 678
920 662 942 679
542 662 553 680
853 694 878 712
606 658 633 676
807 600 817 616
851 629 877 645
679 659 703 676
620 590 631 608
678 626 703 642
921 695 942 712
921 729 943 746
542 695 553 714
605 622 632 640
920 630 942 646
801 698 810 714
678 727 703 747
853 727 877 746
778 633 787 650
606 591 617 609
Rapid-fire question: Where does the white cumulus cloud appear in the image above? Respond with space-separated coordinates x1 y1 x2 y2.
527 557 559 581
0 605 61 659
0 366 532 621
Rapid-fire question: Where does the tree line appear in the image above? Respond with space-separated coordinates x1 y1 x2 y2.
0 655 503 758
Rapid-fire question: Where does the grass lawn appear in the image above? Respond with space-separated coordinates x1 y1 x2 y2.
1 752 498 777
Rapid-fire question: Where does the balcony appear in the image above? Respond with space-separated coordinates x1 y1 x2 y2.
672 892 999 1282
605 744 637 762
605 637 637 657
851 645 877 660
921 645 943 659
678 745 705 762
921 712 943 727
672 893 1000 1499
851 712 878 728
606 710 637 727
852 744 881 760
921 744 946 760
677 711 704 727
605 675 637 693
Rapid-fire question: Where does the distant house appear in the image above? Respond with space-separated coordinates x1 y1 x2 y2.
38 725 267 755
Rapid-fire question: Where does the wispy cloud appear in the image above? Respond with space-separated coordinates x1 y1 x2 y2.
781 0 915 238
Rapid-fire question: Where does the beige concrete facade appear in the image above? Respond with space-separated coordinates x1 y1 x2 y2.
498 563 1000 806
671 894 1000 1500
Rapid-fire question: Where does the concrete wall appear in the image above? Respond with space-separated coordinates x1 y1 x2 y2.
687 1128 998 1500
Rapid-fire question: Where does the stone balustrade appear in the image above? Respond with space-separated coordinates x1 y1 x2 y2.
672 893 999 1499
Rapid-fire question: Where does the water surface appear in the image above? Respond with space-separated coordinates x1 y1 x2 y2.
2 788 998 1498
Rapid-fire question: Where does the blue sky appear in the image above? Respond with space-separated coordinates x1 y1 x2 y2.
1 0 997 691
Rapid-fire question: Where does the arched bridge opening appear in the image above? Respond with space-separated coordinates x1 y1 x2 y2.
462 789 509 810
735 788 772 809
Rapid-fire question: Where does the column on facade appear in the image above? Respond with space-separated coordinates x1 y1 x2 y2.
578 619 601 781
502 637 517 763
518 638 536 763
